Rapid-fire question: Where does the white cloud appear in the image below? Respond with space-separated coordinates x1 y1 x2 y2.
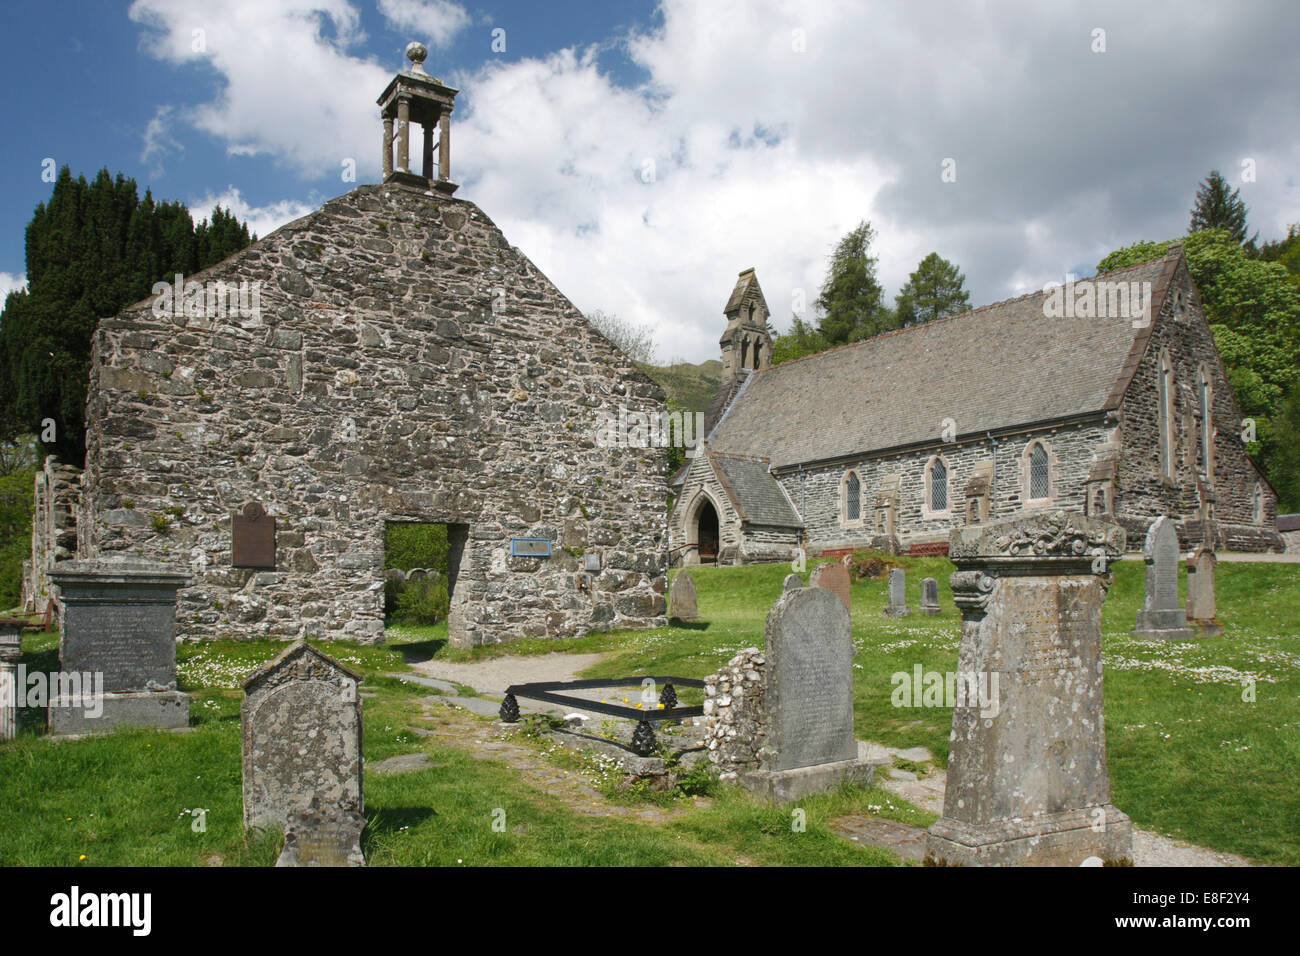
0 272 27 297
188 187 316 240
127 0 1300 368
376 0 470 49
141 104 183 176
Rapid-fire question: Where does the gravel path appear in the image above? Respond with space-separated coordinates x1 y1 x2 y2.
408 652 607 699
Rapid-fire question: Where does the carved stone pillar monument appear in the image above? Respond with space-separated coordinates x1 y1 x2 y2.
925 511 1133 866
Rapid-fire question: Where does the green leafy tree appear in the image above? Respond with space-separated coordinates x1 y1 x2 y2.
770 315 829 365
1098 228 1300 508
814 221 894 344
1189 170 1256 247
895 252 971 326
0 167 253 465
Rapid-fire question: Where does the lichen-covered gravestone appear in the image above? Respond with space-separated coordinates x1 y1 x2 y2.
926 512 1133 866
703 587 873 801
1131 516 1193 640
920 577 940 616
782 573 803 592
882 567 910 617
242 641 365 867
809 561 851 611
1185 547 1223 638
0 622 18 741
669 570 698 621
46 556 190 736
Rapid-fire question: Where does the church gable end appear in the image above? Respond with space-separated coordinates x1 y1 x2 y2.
1113 246 1282 551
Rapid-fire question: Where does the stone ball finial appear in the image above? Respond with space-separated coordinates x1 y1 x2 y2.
405 41 428 72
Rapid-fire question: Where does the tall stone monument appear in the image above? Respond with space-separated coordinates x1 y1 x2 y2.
920 577 941 616
242 641 365 866
810 561 851 611
0 620 19 741
669 569 699 621
925 512 1133 866
46 556 190 736
1131 516 1194 640
702 587 873 801
1185 547 1223 638
882 567 910 617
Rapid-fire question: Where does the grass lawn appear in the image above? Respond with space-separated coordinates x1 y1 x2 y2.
1 553 1295 866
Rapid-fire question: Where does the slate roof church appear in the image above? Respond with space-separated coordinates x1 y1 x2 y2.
669 253 1284 564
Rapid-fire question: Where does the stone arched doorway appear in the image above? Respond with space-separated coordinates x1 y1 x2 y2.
695 498 719 565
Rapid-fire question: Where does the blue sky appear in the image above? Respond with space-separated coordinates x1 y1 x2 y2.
2 1 1298 363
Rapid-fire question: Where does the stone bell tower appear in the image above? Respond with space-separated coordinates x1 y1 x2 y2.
719 267 772 379
378 42 458 194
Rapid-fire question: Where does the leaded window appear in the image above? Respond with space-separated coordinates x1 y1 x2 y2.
929 458 948 511
845 472 860 522
1030 444 1050 499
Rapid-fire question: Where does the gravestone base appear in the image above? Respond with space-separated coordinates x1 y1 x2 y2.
1191 621 1224 638
741 756 874 804
1131 609 1194 641
882 605 911 618
925 804 1133 867
47 690 189 736
920 605 940 617
275 804 366 867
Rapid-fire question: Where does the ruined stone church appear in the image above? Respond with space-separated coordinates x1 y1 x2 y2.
669 253 1283 564
24 45 670 647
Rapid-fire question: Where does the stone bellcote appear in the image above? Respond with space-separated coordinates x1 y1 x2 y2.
378 41 458 195
720 268 772 378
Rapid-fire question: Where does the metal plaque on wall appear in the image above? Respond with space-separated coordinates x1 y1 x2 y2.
232 502 276 569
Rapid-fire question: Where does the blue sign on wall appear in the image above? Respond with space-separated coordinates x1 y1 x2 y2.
510 537 552 557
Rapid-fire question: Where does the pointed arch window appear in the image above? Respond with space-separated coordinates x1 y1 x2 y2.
1198 365 1213 479
844 471 861 523
1030 443 1050 499
926 457 949 514
1158 350 1175 480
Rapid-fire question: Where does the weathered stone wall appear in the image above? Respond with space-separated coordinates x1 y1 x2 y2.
701 647 767 780
79 182 669 646
22 457 81 614
1115 256 1283 552
778 420 1110 554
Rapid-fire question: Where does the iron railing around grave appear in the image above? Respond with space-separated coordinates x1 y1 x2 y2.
499 677 705 756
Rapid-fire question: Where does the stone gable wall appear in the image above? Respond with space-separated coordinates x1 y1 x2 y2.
79 182 669 645
1115 258 1282 551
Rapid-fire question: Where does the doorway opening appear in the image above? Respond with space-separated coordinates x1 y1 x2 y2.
383 522 468 639
695 499 719 565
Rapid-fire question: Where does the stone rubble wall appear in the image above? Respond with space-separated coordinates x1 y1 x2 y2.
78 182 669 646
702 647 767 779
780 420 1108 554
22 457 82 614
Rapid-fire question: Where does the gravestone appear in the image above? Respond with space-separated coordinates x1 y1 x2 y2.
46 557 190 736
242 641 365 867
0 662 14 741
926 511 1133 866
1131 516 1193 640
669 570 698 621
809 561 851 611
0 622 17 741
782 573 803 592
704 587 873 801
882 567 911 617
920 577 940 616
1185 547 1223 638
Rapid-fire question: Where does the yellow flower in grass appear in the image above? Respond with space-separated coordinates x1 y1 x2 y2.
78 855 86 861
